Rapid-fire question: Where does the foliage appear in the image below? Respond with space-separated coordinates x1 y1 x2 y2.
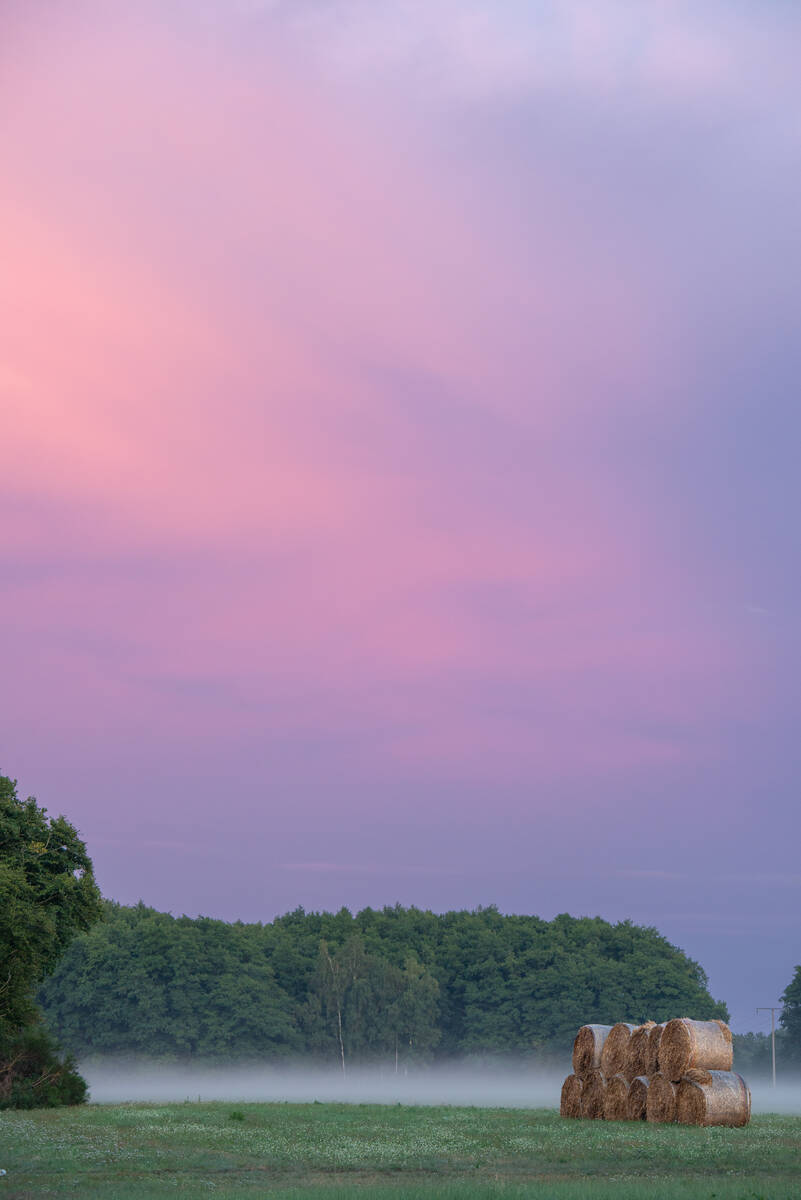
308 936 440 1071
781 964 801 1058
40 902 727 1063
0 1021 87 1109
0 774 103 1035
38 901 301 1059
0 773 101 1108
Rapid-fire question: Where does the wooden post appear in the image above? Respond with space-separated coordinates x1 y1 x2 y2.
756 1006 780 1088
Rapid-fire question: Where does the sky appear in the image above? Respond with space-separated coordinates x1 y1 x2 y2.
2 0 800 1035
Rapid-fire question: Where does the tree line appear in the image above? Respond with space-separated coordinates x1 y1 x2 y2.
39 899 732 1069
5 771 800 1106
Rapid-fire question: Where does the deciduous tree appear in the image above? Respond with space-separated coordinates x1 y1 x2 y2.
0 775 102 1036
780 965 801 1059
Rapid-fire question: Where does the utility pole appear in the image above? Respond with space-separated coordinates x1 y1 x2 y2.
756 1006 780 1088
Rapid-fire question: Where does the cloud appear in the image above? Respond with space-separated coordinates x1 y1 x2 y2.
616 870 684 882
278 861 439 875
717 873 801 889
237 0 800 116
2 0 800 945
1 3 784 786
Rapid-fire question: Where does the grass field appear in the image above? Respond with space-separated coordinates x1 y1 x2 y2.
1 1101 799 1199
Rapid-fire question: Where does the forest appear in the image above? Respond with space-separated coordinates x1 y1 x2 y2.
39 901 730 1068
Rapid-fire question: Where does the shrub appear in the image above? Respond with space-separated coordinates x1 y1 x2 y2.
0 1023 88 1109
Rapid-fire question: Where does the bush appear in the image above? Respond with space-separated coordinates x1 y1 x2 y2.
0 1023 88 1109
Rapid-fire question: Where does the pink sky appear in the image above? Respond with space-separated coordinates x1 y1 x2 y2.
3 1 801 1031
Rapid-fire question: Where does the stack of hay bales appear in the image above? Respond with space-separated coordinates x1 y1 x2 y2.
561 1017 750 1127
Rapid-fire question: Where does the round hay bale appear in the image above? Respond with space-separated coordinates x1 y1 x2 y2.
624 1021 657 1080
580 1070 607 1119
659 1018 733 1081
627 1075 649 1121
560 1074 583 1118
683 1068 713 1085
646 1072 677 1123
600 1023 638 1078
572 1025 614 1077
646 1023 665 1076
603 1073 630 1121
676 1070 751 1127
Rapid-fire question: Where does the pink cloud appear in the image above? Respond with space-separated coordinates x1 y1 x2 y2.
4 5 799 1043
0 1 786 805
247 0 798 113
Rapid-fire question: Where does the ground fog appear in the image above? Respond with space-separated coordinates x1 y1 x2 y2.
81 1060 801 1114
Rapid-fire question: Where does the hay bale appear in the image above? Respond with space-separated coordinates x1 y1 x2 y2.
603 1073 630 1121
560 1074 583 1118
646 1023 664 1076
659 1018 733 1081
627 1075 649 1121
683 1067 713 1085
676 1070 751 1127
646 1072 677 1123
600 1023 638 1078
572 1024 614 1077
580 1070 607 1119
624 1021 657 1080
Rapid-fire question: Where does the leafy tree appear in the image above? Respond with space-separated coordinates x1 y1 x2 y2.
40 902 300 1059
0 774 102 1107
307 936 439 1071
41 901 728 1064
388 955 440 1066
780 965 801 1062
0 775 102 1035
311 935 393 1073
313 938 351 1075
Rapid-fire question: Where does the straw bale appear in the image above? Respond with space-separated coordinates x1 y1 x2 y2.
600 1023 638 1078
683 1068 713 1085
659 1018 733 1081
646 1023 665 1077
676 1071 751 1127
572 1024 614 1077
627 1076 649 1121
580 1070 607 1119
603 1073 630 1121
560 1074 583 1118
624 1021 657 1080
646 1073 677 1123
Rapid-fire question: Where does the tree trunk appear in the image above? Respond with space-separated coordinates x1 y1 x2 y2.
337 1004 346 1079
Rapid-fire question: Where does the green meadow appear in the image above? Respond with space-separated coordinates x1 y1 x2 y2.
1 1102 799 1199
